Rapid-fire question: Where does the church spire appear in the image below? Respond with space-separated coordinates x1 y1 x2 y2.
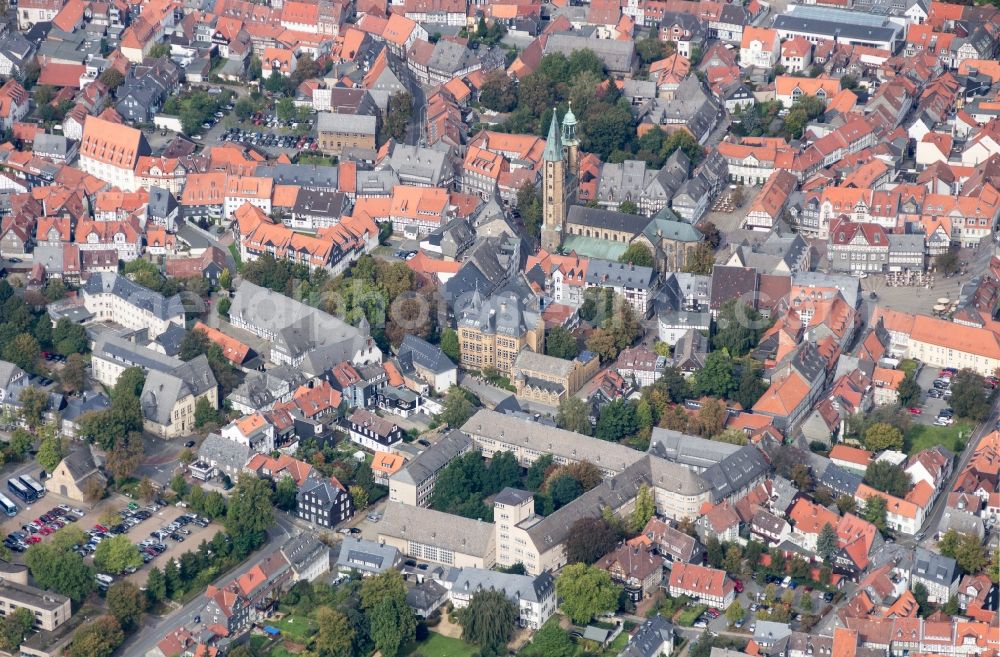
542 107 563 162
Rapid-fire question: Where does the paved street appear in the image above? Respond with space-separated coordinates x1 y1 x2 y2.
122 514 297 657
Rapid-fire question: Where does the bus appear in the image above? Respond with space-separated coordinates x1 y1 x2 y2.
0 492 17 517
19 475 44 499
7 478 34 503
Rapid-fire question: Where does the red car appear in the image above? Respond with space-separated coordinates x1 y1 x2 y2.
733 579 744 593
26 536 41 544
94 524 108 533
907 407 922 415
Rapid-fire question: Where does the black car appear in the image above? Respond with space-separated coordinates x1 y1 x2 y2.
184 440 196 448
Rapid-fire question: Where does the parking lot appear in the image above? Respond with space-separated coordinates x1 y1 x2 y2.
913 365 965 426
3 491 218 589
123 505 219 587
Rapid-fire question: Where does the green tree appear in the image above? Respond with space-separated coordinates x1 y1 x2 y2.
36 428 63 472
224 474 275 554
735 361 768 409
273 476 298 512
106 581 145 630
726 601 746 625
935 249 960 275
548 474 582 510
713 300 767 356
97 68 124 90
618 200 639 215
479 70 517 112
25 543 94 601
555 563 620 624
148 42 170 59
938 529 988 574
864 460 912 498
145 566 167 604
194 396 219 428
440 328 460 362
384 92 413 142
683 241 716 275
565 517 620 565
60 353 88 393
18 386 47 427
619 243 654 267
276 97 296 121
460 588 519 653
523 618 575 657
816 522 839 560
950 369 993 421
6 427 32 460
314 606 355 657
586 327 618 362
348 485 368 510
862 495 888 533
438 386 477 428
66 615 124 657
545 326 579 360
897 374 921 408
517 182 543 242
94 535 143 574
556 396 591 435
0 607 34 652
693 351 737 399
635 36 667 66
595 399 638 442
360 571 416 657
628 484 655 534
864 422 904 452
114 367 147 399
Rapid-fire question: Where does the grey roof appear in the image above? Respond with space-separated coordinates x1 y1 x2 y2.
280 533 330 574
598 160 650 203
398 335 455 376
513 349 574 378
335 537 401 574
494 487 535 506
463 409 647 474
154 322 188 357
911 547 960 588
61 392 111 423
0 360 24 390
0 578 70 611
567 205 649 236
444 567 554 604
645 76 720 142
60 448 100 482
255 164 339 190
83 272 185 321
93 334 182 373
381 143 452 187
33 133 73 157
378 502 494 558
753 621 793 645
316 112 377 136
544 33 635 73
140 355 217 426
148 186 178 218
790 271 861 308
456 289 541 339
619 615 674 657
887 233 925 255
773 14 901 44
586 259 657 291
701 445 771 503
230 281 372 367
391 431 471 487
197 433 252 473
649 429 742 470
426 40 479 76
819 463 863 497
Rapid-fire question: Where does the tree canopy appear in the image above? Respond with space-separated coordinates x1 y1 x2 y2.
555 563 620 624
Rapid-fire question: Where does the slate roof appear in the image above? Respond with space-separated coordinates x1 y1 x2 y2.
83 272 185 321
197 433 252 473
567 205 649 236
378 502 495 558
445 567 555 604
620 615 674 657
390 430 471 487
398 334 455 375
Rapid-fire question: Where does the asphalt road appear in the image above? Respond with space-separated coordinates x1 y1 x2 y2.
122 513 298 657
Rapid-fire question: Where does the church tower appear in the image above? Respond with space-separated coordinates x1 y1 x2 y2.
541 108 566 253
562 103 579 176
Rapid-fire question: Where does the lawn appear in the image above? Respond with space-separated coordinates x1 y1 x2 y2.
905 421 971 455
675 604 708 627
228 243 242 269
600 631 630 657
270 615 318 643
407 632 477 657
